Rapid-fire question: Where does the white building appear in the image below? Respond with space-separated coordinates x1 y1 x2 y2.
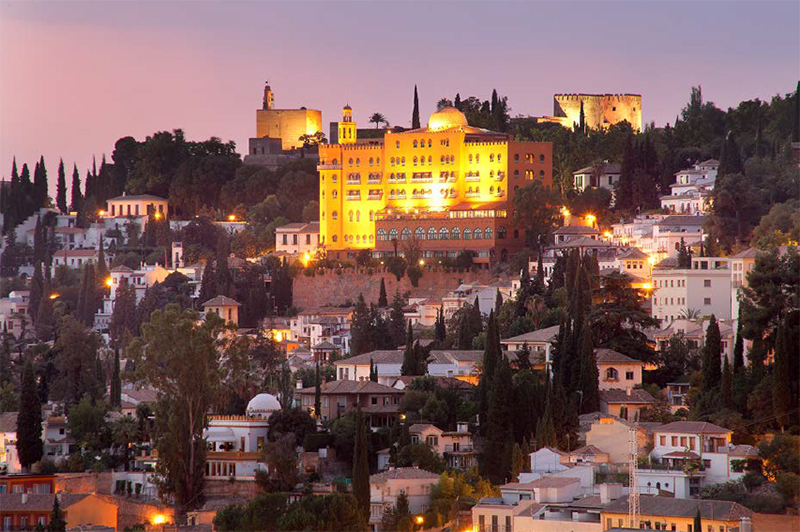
0 412 20 474
369 467 439 531
654 317 736 365
202 393 278 480
105 194 168 219
660 159 718 214
572 162 621 194
652 256 732 323
290 307 353 354
652 215 706 258
0 291 29 339
611 214 667 253
334 349 483 385
275 222 321 255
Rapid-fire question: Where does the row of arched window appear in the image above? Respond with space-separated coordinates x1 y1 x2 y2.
346 157 382 167
376 226 505 241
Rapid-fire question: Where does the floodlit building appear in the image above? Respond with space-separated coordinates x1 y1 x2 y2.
660 159 719 214
572 162 621 194
105 193 168 219
275 221 321 255
254 83 323 151
408 422 477 469
202 295 241 326
600 495 752 531
318 105 553 264
369 467 439 531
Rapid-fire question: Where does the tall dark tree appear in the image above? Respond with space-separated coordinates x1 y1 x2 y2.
48 494 67 532
56 159 68 213
352 409 370 524
772 320 793 430
717 131 743 177
484 357 513 483
792 81 800 143
434 307 446 343
69 164 82 213
701 315 722 390
369 358 378 382
314 363 322 418
454 93 462 110
198 261 217 304
411 85 420 129
215 235 232 297
378 278 388 307
350 294 373 356
110 349 122 408
29 261 44 323
16 361 43 470
478 312 500 434
35 276 55 341
721 356 733 409
389 291 406 347
732 320 744 374
33 156 48 209
577 323 599 413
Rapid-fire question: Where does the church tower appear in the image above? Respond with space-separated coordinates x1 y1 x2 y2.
338 105 357 144
263 82 274 110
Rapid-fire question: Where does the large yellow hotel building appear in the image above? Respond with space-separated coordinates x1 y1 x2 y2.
319 106 552 264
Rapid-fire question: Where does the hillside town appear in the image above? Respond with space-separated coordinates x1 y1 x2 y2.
1 7 799 531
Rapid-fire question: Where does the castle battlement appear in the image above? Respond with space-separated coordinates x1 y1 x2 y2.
551 93 642 132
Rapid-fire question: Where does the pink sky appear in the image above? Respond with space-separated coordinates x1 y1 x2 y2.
1 1 798 190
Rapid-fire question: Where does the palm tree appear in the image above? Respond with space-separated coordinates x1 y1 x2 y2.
369 113 387 129
679 308 701 320
112 416 139 471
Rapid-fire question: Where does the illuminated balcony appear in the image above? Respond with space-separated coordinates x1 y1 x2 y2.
465 172 480 182
368 191 383 200
347 174 361 185
411 172 433 183
367 173 382 184
346 192 361 201
495 171 506 180
318 164 342 170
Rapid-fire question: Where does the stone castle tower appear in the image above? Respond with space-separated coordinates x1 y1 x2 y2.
263 82 274 110
553 94 642 132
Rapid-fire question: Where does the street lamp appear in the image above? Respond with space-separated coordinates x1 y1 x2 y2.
415 516 424 526
105 277 113 287
49 293 60 300
228 214 237 222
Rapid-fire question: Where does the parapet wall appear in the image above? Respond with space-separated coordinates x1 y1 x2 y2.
553 94 642 132
292 268 498 308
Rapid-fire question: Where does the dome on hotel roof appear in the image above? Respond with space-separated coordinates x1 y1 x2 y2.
246 393 281 413
428 107 468 132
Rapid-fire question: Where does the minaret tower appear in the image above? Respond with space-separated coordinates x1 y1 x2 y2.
338 105 357 144
263 82 274 110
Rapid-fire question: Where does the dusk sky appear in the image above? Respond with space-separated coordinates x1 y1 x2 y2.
1 1 798 186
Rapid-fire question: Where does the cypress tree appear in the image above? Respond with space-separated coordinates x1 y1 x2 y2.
36 276 54 341
17 361 43 470
718 132 743 177
314 363 322 417
478 312 499 433
215 235 232 297
400 321 418 376
578 101 586 133
748 337 766 376
793 80 800 143
732 321 744 374
352 409 370 524
33 157 48 209
694 509 702 532
577 323 599 413
69 164 82 213
48 494 67 532
773 321 792 430
615 134 636 210
434 307 446 343
721 356 733 409
378 278 388 307
33 217 44 264
411 85 420 129
510 443 524 482
29 261 44 323
111 349 121 408
198 261 217 304
702 315 722 390
495 289 503 314
369 358 378 382
56 159 68 213
484 357 513 483
454 93 461 110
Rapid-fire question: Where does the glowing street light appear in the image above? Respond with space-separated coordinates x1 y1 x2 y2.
585 214 596 226
415 516 424 525
49 293 60 300
228 214 237 222
642 282 653 291
560 207 570 217
648 256 657 265
152 514 166 525
153 212 162 220
97 209 106 216
419 259 425 266
105 277 113 287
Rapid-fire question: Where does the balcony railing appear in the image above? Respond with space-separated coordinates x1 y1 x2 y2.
367 174 382 184
444 445 475 453
346 193 361 201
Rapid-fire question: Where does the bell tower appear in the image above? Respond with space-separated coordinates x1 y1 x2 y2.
338 105 357 144
263 82 274 110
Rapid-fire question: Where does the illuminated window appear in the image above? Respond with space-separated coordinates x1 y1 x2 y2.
463 229 472 240
490 154 494 162
401 157 406 166
356 158 360 167
498 154 502 163
485 227 493 239
377 229 387 241
332 235 338 242
413 140 418 148
377 158 381 165
415 227 425 240
396 141 400 148
349 211 354 222
349 158 353 165
469 154 473 163
332 211 338 220
451 227 460 240
332 190 338 198
427 228 437 240
428 156 432 164
476 154 480 163
428 140 432 147
369 157 374 166
369 211 374 221
356 235 360 243
369 235 374 243
473 228 482 239
439 227 449 240
401 228 411 240
356 211 361 222
332 175 338 183
490 186 494 194
389 229 398 240
440 156 445 164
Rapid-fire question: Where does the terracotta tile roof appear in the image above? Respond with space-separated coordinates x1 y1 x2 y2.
335 350 402 366
370 467 440 482
554 225 601 235
603 495 752 521
729 247 760 259
409 423 442 434
594 348 640 365
599 389 654 404
501 325 560 344
202 295 241 307
529 476 580 488
0 493 89 512
0 411 18 432
729 445 758 457
108 194 167 202
657 215 707 227
298 380 403 395
655 421 731 434
663 451 700 459
311 341 338 350
571 445 607 456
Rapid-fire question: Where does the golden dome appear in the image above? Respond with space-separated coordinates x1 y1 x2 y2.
427 107 468 132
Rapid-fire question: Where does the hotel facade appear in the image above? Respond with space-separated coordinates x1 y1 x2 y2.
318 106 552 264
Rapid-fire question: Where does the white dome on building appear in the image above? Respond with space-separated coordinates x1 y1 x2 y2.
246 393 281 416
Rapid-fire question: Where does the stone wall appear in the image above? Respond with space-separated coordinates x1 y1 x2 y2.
203 478 262 499
292 268 498 308
553 94 642 132
55 471 112 494
97 494 177 530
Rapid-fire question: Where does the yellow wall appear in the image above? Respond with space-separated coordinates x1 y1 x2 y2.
67 496 118 529
256 109 323 150
319 129 513 251
601 512 738 531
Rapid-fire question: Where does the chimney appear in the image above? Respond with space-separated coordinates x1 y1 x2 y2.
21 493 28 504
599 483 623 504
626 386 632 397
457 422 468 433
739 517 752 532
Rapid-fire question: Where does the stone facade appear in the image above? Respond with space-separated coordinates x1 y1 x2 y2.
542 94 642 132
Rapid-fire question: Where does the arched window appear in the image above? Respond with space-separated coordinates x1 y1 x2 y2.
396 141 400 148
413 140 418 148
321 211 325 220
332 175 338 183
428 156 432 164
497 154 502 163
369 210 374 221
356 211 360 222
485 227 493 239
332 235 338 242
498 226 507 239
490 186 495 195
369 157 374 166
539 170 545 178
415 227 425 240
401 228 411 241
514 169 519 177
369 235 374 243
332 211 338 220
349 158 353 165
332 190 338 198
489 154 494 162
377 158 381 165
332 159 338 165
389 228 398 240
605 368 619 381
428 140 432 147
427 227 437 240
349 211 354 222
540 154 545 163
440 156 445 164
451 227 460 240
473 228 482 240
469 154 473 163
439 227 449 240
413 156 418 166
476 154 480 163
356 235 360 243
463 228 472 240
377 229 387 241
